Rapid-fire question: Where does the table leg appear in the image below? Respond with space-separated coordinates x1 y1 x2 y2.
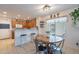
46 44 53 54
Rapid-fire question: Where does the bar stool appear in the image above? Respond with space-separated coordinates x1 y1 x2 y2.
30 33 36 41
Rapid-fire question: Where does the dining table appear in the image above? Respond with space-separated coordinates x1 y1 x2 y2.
35 34 64 54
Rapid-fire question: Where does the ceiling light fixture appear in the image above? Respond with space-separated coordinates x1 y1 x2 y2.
27 17 31 20
43 4 52 11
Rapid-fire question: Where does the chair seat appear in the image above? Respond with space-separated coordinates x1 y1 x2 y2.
53 46 61 50
50 45 62 54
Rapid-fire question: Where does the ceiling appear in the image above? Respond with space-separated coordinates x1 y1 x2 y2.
0 4 79 19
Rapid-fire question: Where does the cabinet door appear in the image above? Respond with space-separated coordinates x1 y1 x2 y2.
22 21 26 28
25 19 36 28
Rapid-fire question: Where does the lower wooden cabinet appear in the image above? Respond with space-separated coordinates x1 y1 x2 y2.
12 31 14 39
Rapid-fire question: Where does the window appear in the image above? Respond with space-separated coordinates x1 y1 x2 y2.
46 17 67 35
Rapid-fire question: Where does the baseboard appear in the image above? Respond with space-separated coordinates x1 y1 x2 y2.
0 37 12 40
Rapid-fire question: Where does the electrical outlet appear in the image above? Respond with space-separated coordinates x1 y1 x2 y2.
76 42 79 46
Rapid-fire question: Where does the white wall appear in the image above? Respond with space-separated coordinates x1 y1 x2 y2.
0 18 12 39
36 16 50 35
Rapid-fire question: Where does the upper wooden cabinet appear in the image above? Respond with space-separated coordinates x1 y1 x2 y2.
11 18 36 29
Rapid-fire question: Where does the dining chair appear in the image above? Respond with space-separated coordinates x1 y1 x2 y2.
30 33 36 41
50 34 65 54
51 40 64 54
34 39 48 54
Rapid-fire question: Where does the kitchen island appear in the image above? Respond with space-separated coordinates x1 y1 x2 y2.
15 28 38 46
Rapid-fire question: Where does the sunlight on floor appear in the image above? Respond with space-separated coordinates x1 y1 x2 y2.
0 39 36 54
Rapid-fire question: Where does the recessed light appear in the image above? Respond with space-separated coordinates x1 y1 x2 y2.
27 17 30 19
24 18 26 20
17 14 21 17
15 17 18 19
3 15 7 17
3 11 7 14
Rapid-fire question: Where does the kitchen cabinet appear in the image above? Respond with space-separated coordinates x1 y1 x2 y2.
11 18 36 29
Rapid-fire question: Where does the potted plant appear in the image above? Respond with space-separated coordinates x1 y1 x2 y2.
70 8 79 25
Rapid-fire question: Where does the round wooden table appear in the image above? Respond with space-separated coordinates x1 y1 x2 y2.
35 35 64 54
35 35 64 44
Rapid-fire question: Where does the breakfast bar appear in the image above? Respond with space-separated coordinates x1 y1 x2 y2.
15 28 38 46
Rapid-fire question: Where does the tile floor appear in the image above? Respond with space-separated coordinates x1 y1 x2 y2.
0 38 79 54
0 39 36 54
